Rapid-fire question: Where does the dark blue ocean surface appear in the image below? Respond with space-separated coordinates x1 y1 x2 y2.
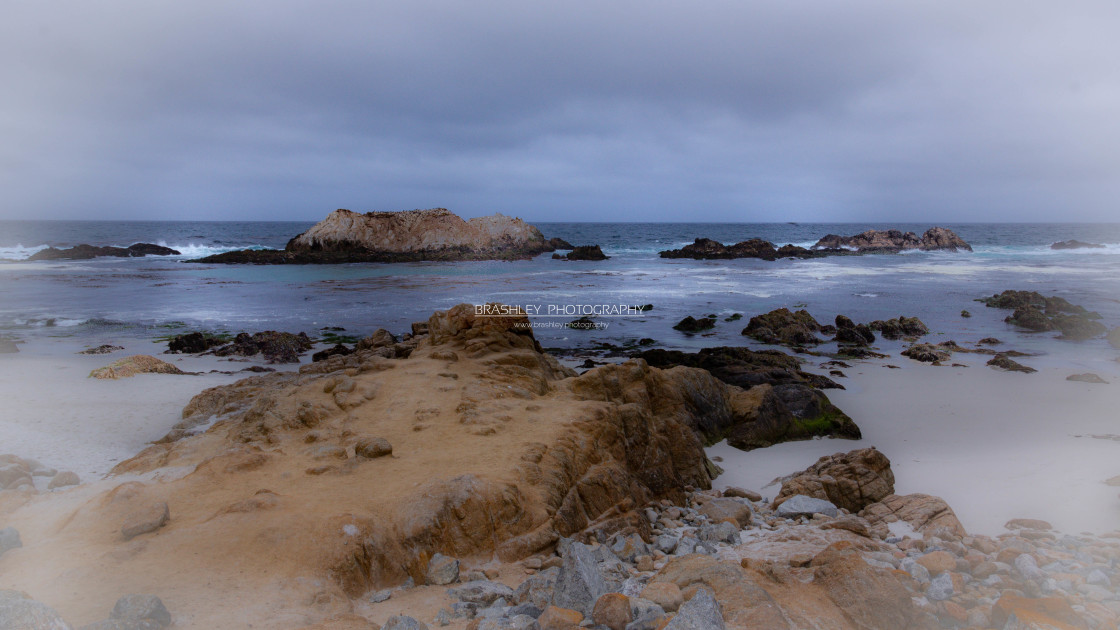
2 221 1119 371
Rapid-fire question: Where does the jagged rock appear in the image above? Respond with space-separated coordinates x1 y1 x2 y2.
859 493 966 537
673 316 715 333
901 343 950 363
1052 313 1108 340
659 237 819 261
773 448 895 513
426 553 460 585
28 243 180 261
1051 240 1104 249
211 331 312 363
0 527 21 556
90 356 185 379
166 332 226 354
450 580 515 606
608 534 651 564
987 354 1036 373
563 245 608 261
0 590 72 629
990 593 1088 629
813 227 971 252
538 606 583 629
834 317 874 346
121 502 170 540
193 208 553 263
547 237 574 250
109 594 172 628
551 542 610 617
741 309 822 346
868 316 929 340
312 344 354 362
663 587 724 629
775 495 838 519
698 522 740 545
640 583 682 613
515 567 560 610
1006 305 1056 331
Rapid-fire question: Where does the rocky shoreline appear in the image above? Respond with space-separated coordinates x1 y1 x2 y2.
659 227 972 260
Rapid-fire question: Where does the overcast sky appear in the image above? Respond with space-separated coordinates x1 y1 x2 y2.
2 1 1119 222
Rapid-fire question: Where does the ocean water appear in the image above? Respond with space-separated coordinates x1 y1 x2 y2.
2 221 1119 372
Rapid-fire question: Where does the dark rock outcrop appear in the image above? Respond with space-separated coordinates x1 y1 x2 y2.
191 208 554 264
673 316 715 333
868 316 929 340
741 309 822 347
659 238 830 260
813 227 971 253
212 331 313 363
1051 240 1104 250
634 347 858 450
901 343 951 364
548 237 575 250
28 243 180 261
834 316 875 346
987 354 1036 373
979 290 1106 339
562 245 608 261
167 332 227 354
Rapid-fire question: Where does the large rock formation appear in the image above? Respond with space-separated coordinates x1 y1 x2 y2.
192 208 556 263
772 448 895 513
813 227 971 253
978 290 1107 340
658 238 833 260
2 304 812 627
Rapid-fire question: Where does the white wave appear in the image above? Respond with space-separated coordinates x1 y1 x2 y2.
974 243 1120 256
0 244 50 260
10 317 88 328
159 243 277 258
854 293 879 298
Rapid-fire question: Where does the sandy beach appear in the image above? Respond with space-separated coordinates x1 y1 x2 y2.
709 353 1120 536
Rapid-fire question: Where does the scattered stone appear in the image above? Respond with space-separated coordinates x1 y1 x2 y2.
354 437 393 459
450 581 515 607
0 527 21 556
121 502 170 540
551 542 609 617
382 616 429 630
721 487 761 502
926 572 955 601
1068 373 1108 384
868 316 929 340
166 332 226 354
537 605 583 630
427 553 460 585
110 594 172 628
79 345 125 355
775 495 838 519
695 497 752 527
901 343 950 363
368 589 392 603
662 587 724 630
987 354 1037 373
960 310 971 318
774 447 894 513
1005 518 1052 531
741 308 822 346
639 583 682 613
47 471 80 490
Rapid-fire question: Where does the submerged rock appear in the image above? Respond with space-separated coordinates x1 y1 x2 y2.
987 354 1036 373
868 316 929 340
562 245 608 260
741 308 822 346
673 316 716 333
1067 372 1108 384
1051 239 1104 249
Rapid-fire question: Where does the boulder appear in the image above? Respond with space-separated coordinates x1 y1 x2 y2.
660 237 789 261
166 332 226 354
0 590 72 629
382 616 429 630
551 542 610 617
537 606 583 629
193 208 553 263
121 502 170 540
311 344 354 362
449 580 515 606
547 237 574 250
89 356 185 379
212 331 313 363
901 343 950 363
110 594 172 628
695 497 752 527
0 527 21 556
773 448 894 513
354 437 393 459
1052 313 1107 340
859 493 966 537
990 593 1088 629
591 593 632 630
426 553 459 585
810 542 925 629
868 316 929 340
741 309 822 346
640 582 683 613
663 587 724 629
47 471 80 490
775 495 838 519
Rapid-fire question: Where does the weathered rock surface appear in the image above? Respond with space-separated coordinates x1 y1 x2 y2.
988 354 1037 373
859 493 966 537
775 495 838 519
979 290 1108 340
1067 372 1108 384
672 316 715 333
211 331 313 363
27 243 180 261
560 245 608 261
192 208 554 263
773 448 895 513
741 308 822 347
868 316 929 340
635 347 857 450
901 343 951 364
166 332 227 355
813 227 972 252
0 590 72 629
78 345 124 355
89 356 185 379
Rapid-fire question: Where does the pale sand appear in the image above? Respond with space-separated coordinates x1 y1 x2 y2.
0 336 297 480
709 354 1120 536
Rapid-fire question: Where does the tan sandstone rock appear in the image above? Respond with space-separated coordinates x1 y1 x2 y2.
773 447 895 513
89 355 185 379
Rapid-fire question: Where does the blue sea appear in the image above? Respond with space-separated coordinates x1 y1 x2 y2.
2 221 1119 372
